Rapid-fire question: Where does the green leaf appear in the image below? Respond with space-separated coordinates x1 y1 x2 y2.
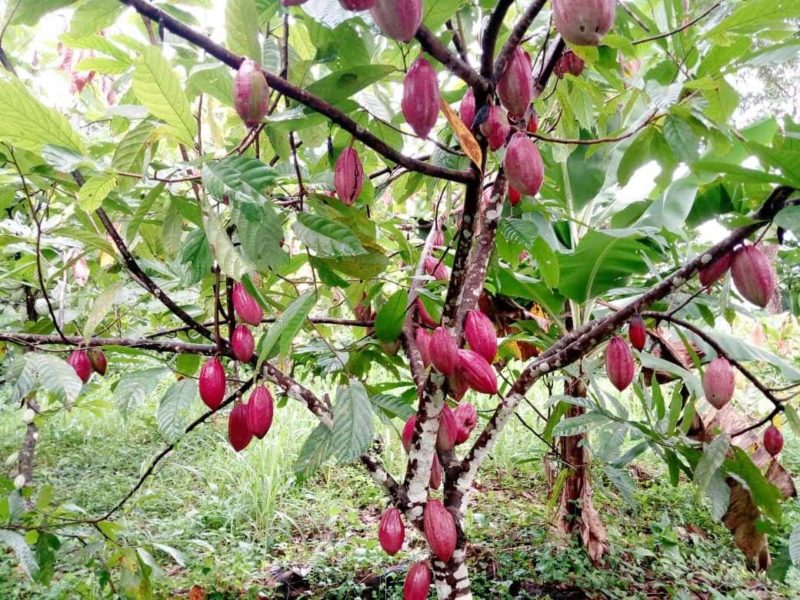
293 213 366 257
111 120 156 177
257 291 316 362
78 173 117 212
226 0 261 61
707 470 731 521
10 0 77 25
552 412 608 437
203 155 277 204
179 228 213 286
204 211 256 280
532 237 559 288
306 65 395 105
83 282 123 340
69 0 123 37
331 381 373 462
374 289 407 342
295 422 333 480
724 446 783 522
0 530 38 580
784 404 800 436
33 533 59 586
23 355 83 404
310 252 389 280
694 435 730 493
113 368 169 417
371 393 415 420
157 379 199 442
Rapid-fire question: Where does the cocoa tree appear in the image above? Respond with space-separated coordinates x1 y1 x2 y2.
1 0 799 597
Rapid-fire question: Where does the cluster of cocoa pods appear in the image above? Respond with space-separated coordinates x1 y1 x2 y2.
700 243 776 309
67 347 108 383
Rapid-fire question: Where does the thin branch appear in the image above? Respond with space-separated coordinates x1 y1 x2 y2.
480 0 515 78
0 332 218 355
529 111 660 145
415 26 489 92
492 0 548 81
632 1 722 46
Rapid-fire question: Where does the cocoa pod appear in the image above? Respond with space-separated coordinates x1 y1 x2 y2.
424 256 449 281
415 328 433 367
454 402 477 444
67 350 92 384
371 0 422 42
415 298 439 328
231 324 255 362
526 110 538 133
447 373 469 401
702 357 734 410
479 105 510 151
403 561 431 600
699 252 733 288
87 348 107 376
456 349 498 394
764 425 783 457
232 283 264 325
432 227 445 248
429 453 443 489
508 186 521 206
497 46 533 120
553 0 616 46
423 499 457 563
334 147 364 205
503 132 544 196
246 385 274 439
228 403 252 452
401 415 416 452
628 314 646 352
460 87 476 129
339 0 375 9
437 405 458 451
402 57 440 139
199 357 226 410
233 59 269 128
731 245 776 308
431 327 458 376
605 336 634 391
464 309 497 363
378 508 405 555
554 50 585 78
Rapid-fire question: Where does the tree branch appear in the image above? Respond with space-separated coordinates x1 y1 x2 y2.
632 1 722 46
492 0 548 81
0 332 218 355
415 26 489 92
480 0 515 78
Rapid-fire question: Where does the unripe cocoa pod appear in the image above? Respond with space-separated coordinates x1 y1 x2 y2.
87 348 107 376
228 403 252 452
503 132 544 197
456 349 498 394
339 0 375 10
231 324 255 362
334 147 364 205
527 111 538 133
431 327 458 376
402 58 440 139
497 47 533 120
423 499 457 563
764 425 783 457
233 283 264 325
401 415 416 452
233 59 269 128
702 357 734 409
429 453 443 489
424 256 449 281
460 87 476 129
199 357 226 410
628 314 646 352
731 245 776 308
378 508 404 555
67 350 92 384
246 385 274 439
479 105 510 151
415 328 433 367
415 298 439 328
371 0 422 42
437 405 458 451
508 186 521 206
403 561 431 600
605 336 634 391
447 373 469 401
553 0 616 46
464 310 497 363
699 252 733 288
454 402 477 444
554 51 585 78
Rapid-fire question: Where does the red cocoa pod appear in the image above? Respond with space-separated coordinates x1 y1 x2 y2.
699 252 733 288
553 0 616 46
228 403 252 452
431 327 459 376
437 405 458 451
67 350 92 383
87 348 107 376
423 499 457 563
231 324 255 362
464 310 498 363
371 0 422 42
702 357 734 410
401 415 416 452
334 147 364 205
460 87 476 129
199 357 226 410
232 283 264 325
403 561 431 600
479 105 510 151
605 336 634 391
402 58 440 139
429 453 443 489
497 47 533 120
415 328 433 367
731 245 776 308
424 256 449 281
454 402 477 444
764 425 783 457
339 0 375 9
415 298 439 329
233 59 269 128
628 314 646 352
554 50 585 78
503 132 544 197
246 385 274 439
456 349 498 394
527 110 538 133
447 373 469 401
508 186 521 206
378 507 405 555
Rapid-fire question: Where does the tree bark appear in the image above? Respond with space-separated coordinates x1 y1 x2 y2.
432 532 472 599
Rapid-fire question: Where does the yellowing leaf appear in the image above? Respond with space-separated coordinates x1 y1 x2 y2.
440 96 482 168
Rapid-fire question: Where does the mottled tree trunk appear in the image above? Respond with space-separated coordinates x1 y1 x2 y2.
432 537 471 599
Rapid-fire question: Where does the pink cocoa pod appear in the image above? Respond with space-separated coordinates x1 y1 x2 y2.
232 283 264 325
402 57 440 139
605 336 634 391
233 59 269 128
447 373 470 401
424 256 449 281
401 415 416 452
437 405 458 451
553 0 616 46
456 349 498 395
378 507 405 555
431 327 458 376
429 453 443 489
628 314 646 352
464 310 498 363
246 385 274 439
454 403 477 444
231 324 255 362
699 252 733 288
339 0 375 9
423 499 457 563
370 0 422 42
508 186 521 206
731 245 776 308
497 47 533 120
199 357 226 410
527 110 538 133
403 561 431 600
702 357 734 410
460 87 476 129
554 50 586 78
67 350 92 384
415 298 439 329
228 403 252 452
334 147 364 205
763 425 783 457
415 328 433 367
479 105 510 151
432 227 445 248
503 132 544 197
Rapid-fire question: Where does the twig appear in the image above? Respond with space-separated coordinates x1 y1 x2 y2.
633 1 722 46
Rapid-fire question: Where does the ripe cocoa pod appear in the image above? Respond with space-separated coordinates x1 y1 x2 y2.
702 357 734 410
429 453 443 489
497 47 533 120
447 373 469 401
764 425 783 457
415 298 439 328
605 336 634 391
233 59 269 128
87 348 107 376
628 314 646 352
508 186 521 206
339 0 375 9
403 561 431 600
456 349 498 394
334 147 364 205
371 0 422 42
554 51 585 78
424 256 449 281
553 0 616 46
246 385 274 439
479 105 510 151
231 324 255 362
401 415 416 452
228 403 252 452
699 252 733 288
415 328 433 367
437 405 458 451
402 57 440 139
431 327 459 376
423 499 457 563
454 402 477 444
67 350 92 383
464 310 497 363
232 282 264 325
378 508 405 555
199 357 226 410
731 245 776 308
503 132 544 197
460 87 476 129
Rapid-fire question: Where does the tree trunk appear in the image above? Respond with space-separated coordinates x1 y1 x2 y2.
432 537 472 599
